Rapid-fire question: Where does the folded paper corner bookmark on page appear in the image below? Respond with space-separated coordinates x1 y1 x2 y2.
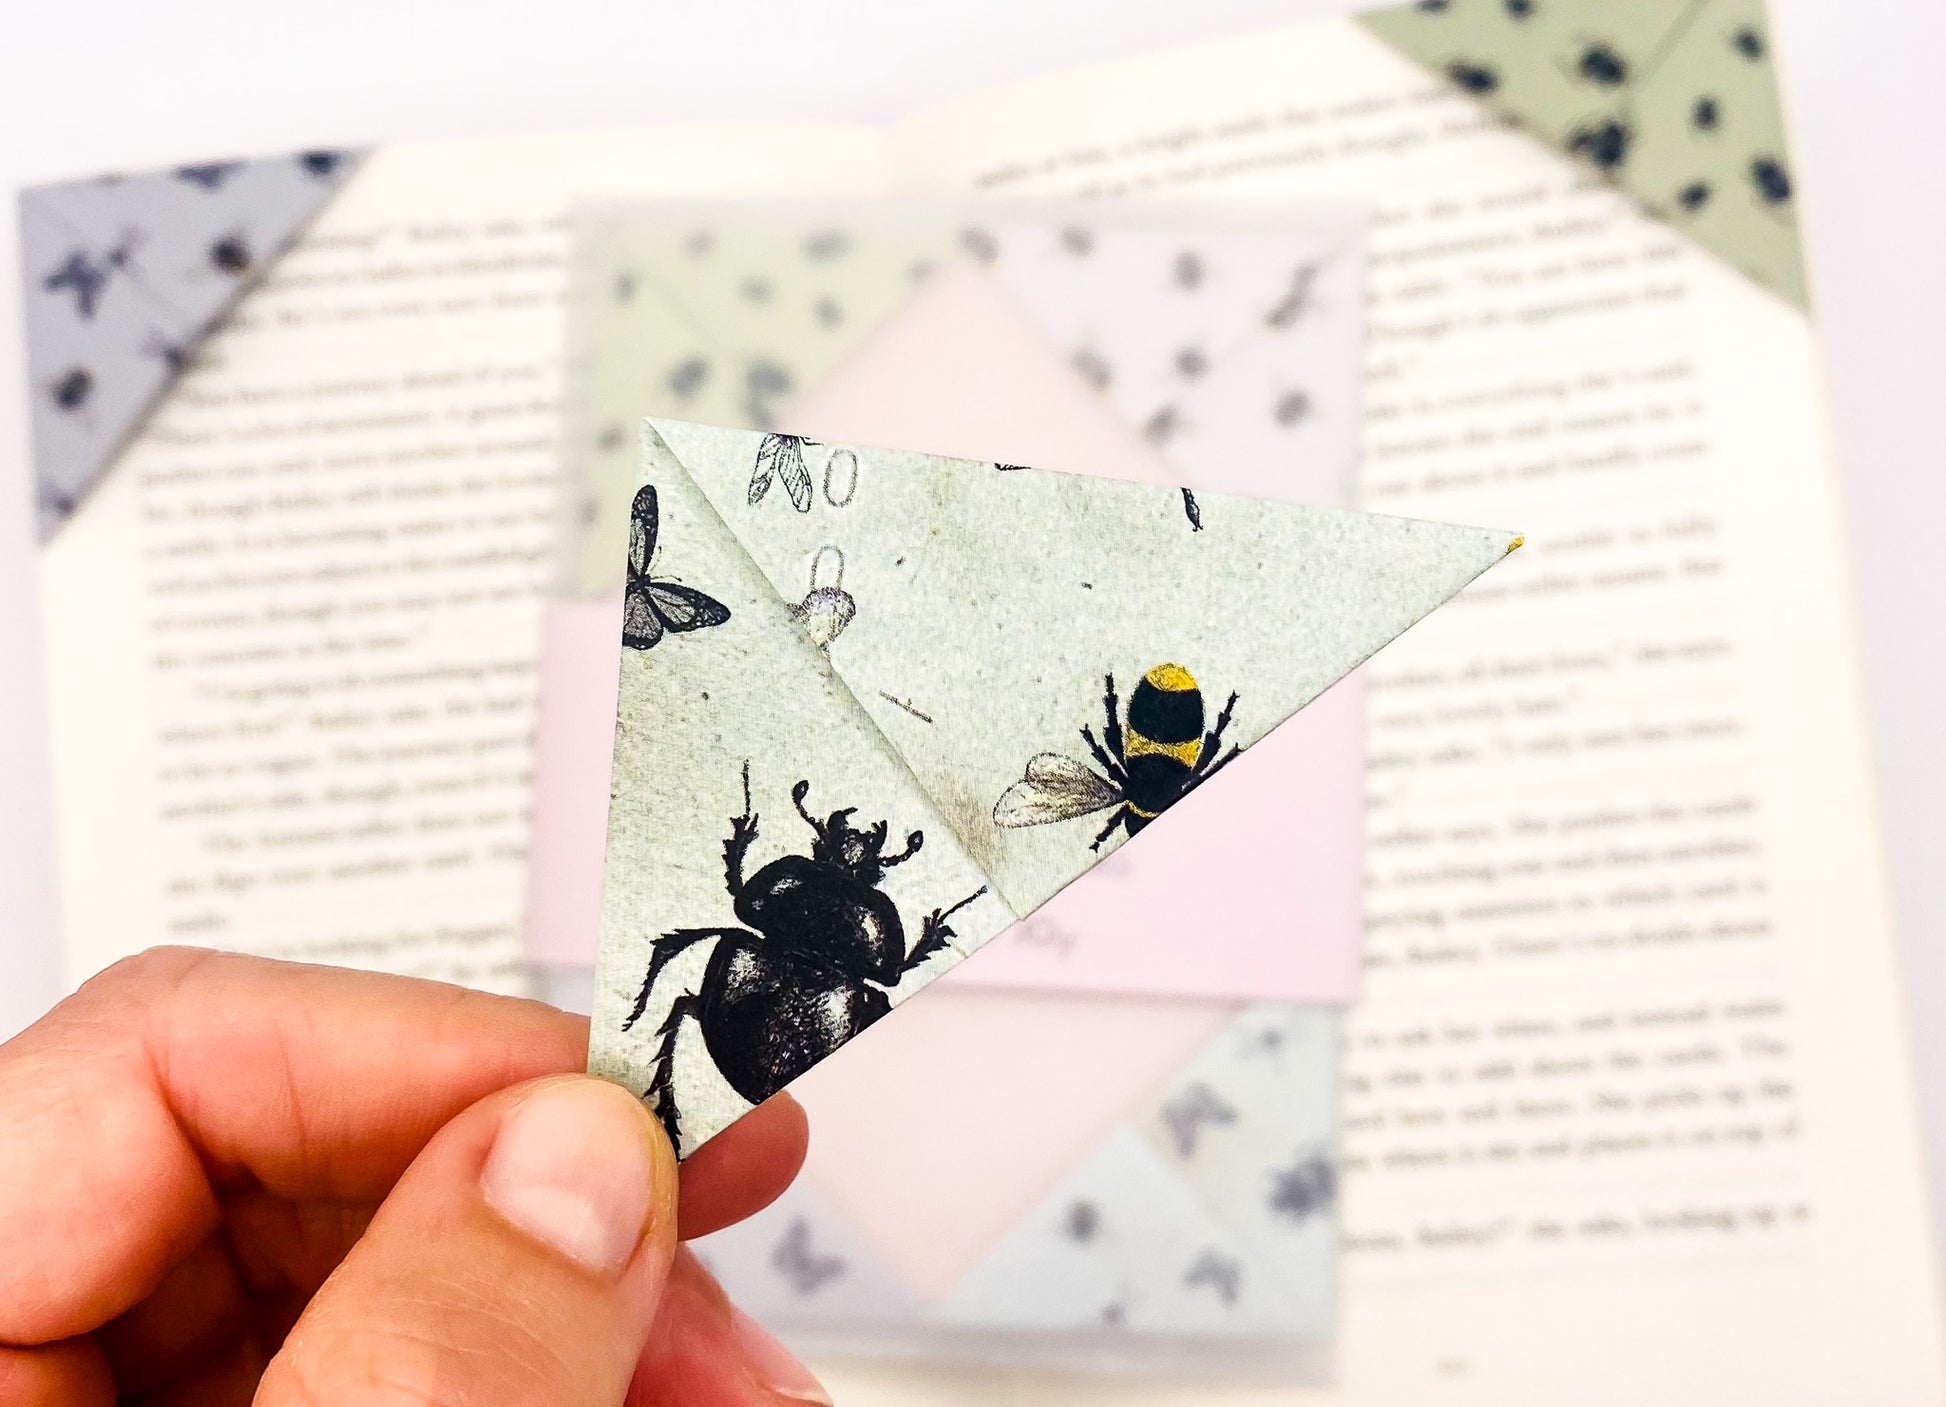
587 418 1517 1156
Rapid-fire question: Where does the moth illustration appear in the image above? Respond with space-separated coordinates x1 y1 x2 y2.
1264 265 1318 330
209 231 253 276
1268 1152 1337 1223
748 432 818 511
1183 1249 1243 1306
1446 59 1500 94
176 161 243 190
1568 117 1632 171
1158 1080 1239 1157
43 233 140 320
48 366 94 414
994 666 1240 850
771 1218 846 1295
622 484 731 651
624 765 988 1151
298 150 349 179
1570 42 1629 88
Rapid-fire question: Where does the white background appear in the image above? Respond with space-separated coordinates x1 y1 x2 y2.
2 0 1942 1264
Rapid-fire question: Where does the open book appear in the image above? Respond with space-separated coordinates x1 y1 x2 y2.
31 10 1945 1404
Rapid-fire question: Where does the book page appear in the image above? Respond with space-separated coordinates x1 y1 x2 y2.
38 128 886 992
843 19 1945 1405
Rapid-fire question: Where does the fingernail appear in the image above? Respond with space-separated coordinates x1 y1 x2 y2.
481 1080 655 1276
731 1307 833 1405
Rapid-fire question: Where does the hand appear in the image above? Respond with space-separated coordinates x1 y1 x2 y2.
0 947 832 1406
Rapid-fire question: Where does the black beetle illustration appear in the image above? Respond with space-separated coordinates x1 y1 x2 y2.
624 766 987 1151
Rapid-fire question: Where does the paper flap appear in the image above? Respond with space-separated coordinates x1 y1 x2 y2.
650 416 1517 915
20 148 364 539
1361 0 1804 308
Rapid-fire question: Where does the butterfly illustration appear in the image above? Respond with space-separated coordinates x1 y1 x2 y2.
623 484 731 651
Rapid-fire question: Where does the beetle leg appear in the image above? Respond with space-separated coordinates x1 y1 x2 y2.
1089 805 1130 851
646 990 703 1153
902 885 989 974
624 929 729 1031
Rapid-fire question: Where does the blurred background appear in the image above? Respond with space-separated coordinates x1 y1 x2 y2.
4 0 1945 1397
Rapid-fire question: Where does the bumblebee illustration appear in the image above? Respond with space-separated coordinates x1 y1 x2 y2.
994 665 1240 850
625 766 987 1152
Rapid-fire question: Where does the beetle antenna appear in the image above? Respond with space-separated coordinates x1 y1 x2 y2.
880 829 925 868
791 780 820 834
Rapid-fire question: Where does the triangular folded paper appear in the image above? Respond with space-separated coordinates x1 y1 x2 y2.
1360 0 1804 307
589 418 1518 1154
19 148 364 538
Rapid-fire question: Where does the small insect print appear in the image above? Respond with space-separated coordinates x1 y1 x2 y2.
624 766 988 1149
1750 156 1791 205
175 161 242 190
1273 388 1312 428
43 232 140 320
1573 42 1629 87
1268 1153 1337 1222
803 228 851 262
1183 1249 1243 1306
790 546 856 651
1446 60 1500 94
1064 1200 1103 1242
1180 488 1204 532
743 360 792 429
297 150 348 179
771 1218 845 1295
49 366 94 413
1159 1081 1240 1157
1568 117 1632 171
1072 347 1113 391
994 666 1240 851
1264 265 1318 330
209 232 252 277
959 226 999 263
748 433 819 512
622 485 731 651
667 356 709 400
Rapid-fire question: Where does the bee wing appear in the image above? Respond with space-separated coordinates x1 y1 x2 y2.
993 753 1121 827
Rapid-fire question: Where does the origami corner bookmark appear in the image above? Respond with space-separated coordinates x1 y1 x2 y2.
589 419 1519 1155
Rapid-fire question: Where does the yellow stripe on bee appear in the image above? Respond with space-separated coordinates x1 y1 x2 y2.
1124 733 1201 766
1144 662 1198 693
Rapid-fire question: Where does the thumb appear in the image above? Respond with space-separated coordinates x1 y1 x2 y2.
259 1075 676 1407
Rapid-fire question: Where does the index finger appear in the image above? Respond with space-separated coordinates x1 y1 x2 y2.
0 948 806 1346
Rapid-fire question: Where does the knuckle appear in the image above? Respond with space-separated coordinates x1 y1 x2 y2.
80 945 217 1000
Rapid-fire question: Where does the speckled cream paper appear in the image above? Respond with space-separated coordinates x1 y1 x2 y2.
590 418 1517 1156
